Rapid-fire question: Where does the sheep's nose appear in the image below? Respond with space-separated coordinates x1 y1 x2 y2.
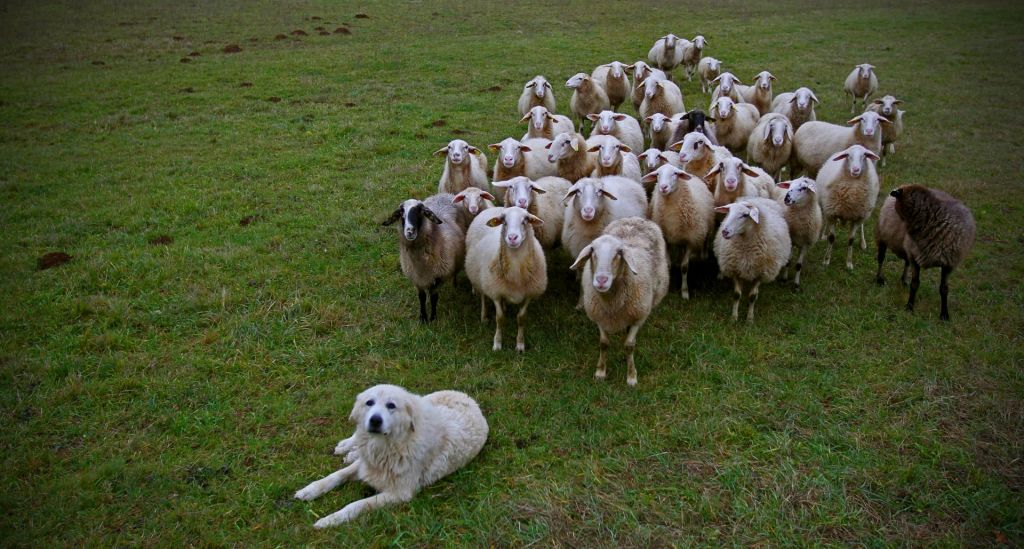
517 199 528 208
773 137 784 146
659 184 670 193
582 207 595 219
596 275 609 287
851 168 862 176
726 177 737 186
368 415 382 431
506 233 520 246
469 206 479 214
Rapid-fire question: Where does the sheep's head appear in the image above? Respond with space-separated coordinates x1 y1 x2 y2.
889 184 932 223
452 188 495 216
831 144 879 178
492 176 547 210
792 87 819 111
693 35 707 50
524 75 551 99
713 72 741 94
670 132 712 163
754 70 776 91
644 76 666 99
637 148 670 172
872 95 902 117
629 61 652 83
762 115 793 147
587 137 631 169
588 110 628 135
563 178 617 222
485 206 542 250
489 138 531 169
661 33 679 49
522 106 556 131
641 164 693 195
706 157 758 192
545 132 579 163
565 73 590 89
778 177 817 206
848 111 890 138
570 234 638 293
603 61 626 79
856 63 875 80
381 199 442 242
715 201 760 240
713 97 736 120
435 139 481 165
678 109 709 137
646 112 671 133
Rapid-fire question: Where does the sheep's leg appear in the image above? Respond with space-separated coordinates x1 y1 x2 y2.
492 298 504 351
846 223 858 270
887 142 896 155
822 223 836 266
680 247 692 300
875 241 888 285
417 289 428 323
939 266 952 321
746 280 761 323
731 278 743 321
794 245 807 288
624 322 643 386
515 298 531 353
905 260 921 313
781 247 792 281
429 280 441 322
479 293 487 322
859 223 868 250
595 327 609 381
900 260 910 286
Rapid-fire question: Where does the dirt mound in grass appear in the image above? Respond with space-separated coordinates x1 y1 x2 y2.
430 119 446 127
189 51 200 56
481 85 502 92
223 44 242 53
239 215 261 226
38 252 71 270
267 96 281 103
334 27 351 35
240 81 253 87
274 33 287 40
149 235 174 245
180 57 191 63
355 13 369 19
291 29 308 36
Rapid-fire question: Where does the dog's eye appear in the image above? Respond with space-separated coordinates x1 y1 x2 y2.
366 400 375 406
386 402 396 410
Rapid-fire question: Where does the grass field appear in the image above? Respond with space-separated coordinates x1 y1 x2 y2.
2 0 1023 545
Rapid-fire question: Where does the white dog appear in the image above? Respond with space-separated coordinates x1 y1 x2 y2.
294 384 489 528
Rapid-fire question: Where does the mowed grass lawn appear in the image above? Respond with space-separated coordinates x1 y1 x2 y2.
1 0 1022 545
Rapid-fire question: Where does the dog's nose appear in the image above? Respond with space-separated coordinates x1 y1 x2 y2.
368 414 382 431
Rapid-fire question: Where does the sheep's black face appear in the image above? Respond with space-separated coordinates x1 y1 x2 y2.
403 204 423 241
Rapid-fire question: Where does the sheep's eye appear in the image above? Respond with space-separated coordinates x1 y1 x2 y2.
386 402 396 410
366 400 375 406
693 144 699 150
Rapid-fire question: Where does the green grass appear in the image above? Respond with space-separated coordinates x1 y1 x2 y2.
1 0 1022 545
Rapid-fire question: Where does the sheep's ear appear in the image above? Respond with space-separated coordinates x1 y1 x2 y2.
624 63 635 71
640 171 659 184
569 245 593 271
810 92 820 104
832 153 849 162
586 113 600 121
644 115 655 122
612 114 627 121
487 143 501 152
452 193 466 204
768 74 777 80
491 180 513 188
785 125 794 140
563 185 581 205
526 213 544 226
530 184 548 195
705 162 723 179
741 165 760 178
865 150 881 161
570 139 579 152
788 95 798 104
890 188 902 198
422 208 443 224
712 75 722 83
519 144 532 152
520 113 531 122
599 189 619 200
618 144 632 153
871 98 884 105
804 180 817 193
480 191 495 201
893 99 904 105
675 170 692 180
705 116 717 122
668 140 684 152
776 181 792 189
543 81 552 89
762 123 772 142
878 115 892 125
524 81 536 88
714 205 731 214
618 248 639 275
382 207 403 226
544 142 553 149
847 115 863 125
433 146 449 157
748 207 760 224
468 146 482 155
485 215 505 227
586 146 601 153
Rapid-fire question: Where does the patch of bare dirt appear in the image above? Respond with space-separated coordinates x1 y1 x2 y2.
189 51 200 57
91 60 105 65
38 252 71 270
355 13 369 19
267 96 281 103
240 82 253 87
481 85 502 92
430 119 446 127
291 29 308 36
179 57 191 63
334 27 351 35
223 44 242 53
149 235 174 245
274 33 287 40
239 215 261 226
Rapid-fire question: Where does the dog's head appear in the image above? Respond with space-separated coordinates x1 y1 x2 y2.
348 384 418 438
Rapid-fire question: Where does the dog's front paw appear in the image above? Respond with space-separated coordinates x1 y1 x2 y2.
313 509 355 529
333 438 354 456
294 484 323 501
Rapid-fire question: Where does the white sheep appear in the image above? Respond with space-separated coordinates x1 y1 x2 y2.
865 94 905 166
492 175 571 249
735 70 775 115
489 137 557 182
844 63 878 113
817 144 880 270
546 132 596 182
628 61 667 112
709 97 759 154
465 207 547 352
588 136 642 182
639 77 685 122
591 61 631 112
642 164 716 299
561 176 648 264
775 177 823 288
713 198 791 322
645 112 684 151
705 157 780 206
792 111 889 177
570 217 669 386
710 72 742 103
452 187 495 223
587 110 644 153
518 76 555 116
520 105 574 141
435 139 489 195
647 34 685 75
637 148 681 176
670 131 734 184
382 194 467 323
697 56 721 94
681 35 707 81
566 73 610 132
746 113 794 181
771 87 818 131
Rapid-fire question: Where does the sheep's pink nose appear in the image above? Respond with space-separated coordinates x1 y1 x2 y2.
726 177 737 186
517 199 528 208
659 184 670 193
507 233 520 245
851 168 862 176
469 206 479 214
596 275 609 286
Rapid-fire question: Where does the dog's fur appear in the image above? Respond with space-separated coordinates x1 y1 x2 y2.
294 384 489 528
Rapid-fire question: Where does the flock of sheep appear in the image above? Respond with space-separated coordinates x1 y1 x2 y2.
382 33 976 385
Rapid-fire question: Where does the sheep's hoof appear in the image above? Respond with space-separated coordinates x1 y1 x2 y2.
419 316 428 324
515 343 525 353
594 370 606 380
940 312 950 322
626 376 637 386
492 342 502 351
822 259 831 266
680 291 690 300
875 276 886 286
846 262 854 270
731 313 739 322
905 304 914 313
792 284 802 293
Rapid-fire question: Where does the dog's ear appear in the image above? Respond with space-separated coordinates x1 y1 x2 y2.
404 401 415 432
349 393 364 424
